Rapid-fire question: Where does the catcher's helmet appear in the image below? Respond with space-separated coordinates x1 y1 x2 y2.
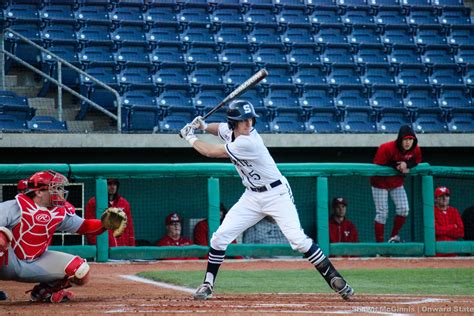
17 178 28 193
27 170 69 207
226 100 259 130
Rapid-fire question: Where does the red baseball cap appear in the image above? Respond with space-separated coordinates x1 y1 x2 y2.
435 187 450 198
165 213 182 225
332 197 347 207
403 135 415 140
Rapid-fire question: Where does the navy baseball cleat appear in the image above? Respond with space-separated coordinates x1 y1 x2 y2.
0 290 7 301
193 282 213 300
330 277 354 300
338 284 355 300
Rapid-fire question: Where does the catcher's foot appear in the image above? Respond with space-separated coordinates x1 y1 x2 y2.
193 282 213 300
50 289 74 303
29 283 74 303
330 277 354 301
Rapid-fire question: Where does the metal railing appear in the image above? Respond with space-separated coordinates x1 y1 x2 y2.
0 28 122 132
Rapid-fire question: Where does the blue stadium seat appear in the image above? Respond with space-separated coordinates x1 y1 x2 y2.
81 65 118 87
210 5 244 26
403 86 439 111
407 7 439 26
243 6 278 26
341 6 374 26
181 25 216 46
334 85 369 110
202 109 228 125
400 0 431 6
127 105 161 132
111 26 147 48
259 65 294 91
287 45 321 66
248 25 282 47
369 85 404 111
40 4 75 25
306 109 342 133
314 24 348 46
218 46 254 67
122 89 157 110
277 6 311 28
144 5 178 26
118 66 153 91
377 110 412 133
188 64 224 90
270 108 306 133
78 45 115 66
114 46 150 67
309 6 341 26
41 24 77 45
293 64 327 88
395 64 429 87
354 44 388 64
362 64 396 86
321 44 354 64
178 5 211 26
415 25 447 47
160 107 196 132
149 44 184 66
305 0 338 8
215 24 249 47
0 114 28 132
4 3 40 24
110 3 144 26
337 0 368 6
438 86 473 110
432 0 465 6
368 0 400 6
0 90 35 120
223 64 256 87
412 111 447 133
4 23 41 68
447 25 474 47
253 46 288 66
282 24 315 46
381 25 414 46
74 3 110 26
328 64 362 86
185 45 219 65
388 44 421 66
146 25 181 47
429 64 464 87
156 88 194 111
341 108 378 133
374 7 406 26
421 45 455 65
237 88 265 111
41 43 79 66
464 66 474 88
27 116 67 132
193 87 227 111
299 86 335 110
455 47 474 65
254 108 271 132
447 111 474 132
439 7 471 26
263 87 300 110
153 64 190 91
77 25 112 46
348 24 381 46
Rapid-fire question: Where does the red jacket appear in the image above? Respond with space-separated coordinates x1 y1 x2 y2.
85 194 135 247
156 235 197 260
329 216 359 243
193 219 209 246
370 126 422 189
435 206 464 241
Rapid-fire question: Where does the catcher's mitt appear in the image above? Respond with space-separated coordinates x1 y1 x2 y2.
101 207 127 238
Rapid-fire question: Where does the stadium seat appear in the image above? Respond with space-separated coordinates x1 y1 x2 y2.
254 108 271 132
327 65 361 88
368 0 401 6
455 47 474 65
77 25 112 47
381 25 414 46
447 111 474 132
223 64 256 87
4 23 42 68
412 111 448 133
421 45 455 65
395 64 429 87
259 65 294 91
309 6 341 26
115 46 150 67
369 85 404 111
153 64 190 91
40 24 77 46
299 86 335 110
341 108 378 133
263 87 300 110
160 107 196 132
293 64 327 88
407 7 439 26
321 44 354 64
78 45 115 66
447 25 474 47
248 24 282 47
128 106 161 132
287 45 321 66
185 45 219 65
0 114 28 132
337 0 368 6
341 6 374 26
362 64 396 86
74 2 110 26
118 66 154 91
122 88 157 110
314 24 347 46
374 7 406 26
243 6 277 26
388 44 421 66
0 90 35 120
237 88 265 111
144 5 178 26
188 64 224 91
306 108 342 133
177 5 211 26
253 46 288 66
354 44 388 64
400 0 431 7
180 25 216 46
110 3 144 26
4 3 40 24
215 24 249 47
156 88 194 111
270 108 306 133
210 5 244 26
146 25 181 48
403 86 439 111
111 26 147 48
348 24 381 46
277 6 311 29
334 85 369 110
27 116 67 132
377 110 412 133
415 25 447 46
193 87 227 111
149 44 185 66
438 86 473 110
218 46 254 68
429 64 464 87
40 3 75 25
432 0 465 6
439 7 471 26
464 66 474 88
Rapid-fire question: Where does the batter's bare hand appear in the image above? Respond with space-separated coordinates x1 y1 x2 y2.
191 116 208 131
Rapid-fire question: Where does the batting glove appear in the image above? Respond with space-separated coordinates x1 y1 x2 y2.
180 124 197 145
191 116 208 131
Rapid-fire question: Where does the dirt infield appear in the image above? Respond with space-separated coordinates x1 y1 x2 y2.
1 258 473 315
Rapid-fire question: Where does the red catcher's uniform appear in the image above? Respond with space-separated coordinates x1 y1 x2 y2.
370 140 422 189
156 235 197 260
85 194 135 247
11 195 77 261
435 206 464 241
329 217 359 243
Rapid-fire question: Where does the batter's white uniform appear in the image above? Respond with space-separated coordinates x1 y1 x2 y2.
210 123 313 253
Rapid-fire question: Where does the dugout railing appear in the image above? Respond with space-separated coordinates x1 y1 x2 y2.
1 163 473 262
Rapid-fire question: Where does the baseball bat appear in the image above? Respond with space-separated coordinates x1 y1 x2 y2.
179 68 268 137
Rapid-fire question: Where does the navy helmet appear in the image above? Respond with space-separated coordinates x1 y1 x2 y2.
226 100 259 130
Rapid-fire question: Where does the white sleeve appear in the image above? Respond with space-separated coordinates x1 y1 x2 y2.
226 135 258 160
217 123 229 141
56 214 85 233
0 200 21 229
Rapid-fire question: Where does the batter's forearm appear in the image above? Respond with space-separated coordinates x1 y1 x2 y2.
205 123 220 136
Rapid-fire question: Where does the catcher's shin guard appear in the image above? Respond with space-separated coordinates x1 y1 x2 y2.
28 277 74 303
316 258 354 300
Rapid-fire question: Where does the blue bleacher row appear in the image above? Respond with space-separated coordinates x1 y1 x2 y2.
1 0 473 133
0 90 67 132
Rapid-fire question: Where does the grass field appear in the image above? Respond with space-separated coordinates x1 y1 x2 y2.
139 268 474 296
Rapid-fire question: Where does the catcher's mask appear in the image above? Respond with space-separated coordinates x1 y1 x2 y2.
226 99 259 130
27 170 69 207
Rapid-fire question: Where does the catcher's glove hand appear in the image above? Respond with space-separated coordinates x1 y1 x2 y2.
101 207 127 238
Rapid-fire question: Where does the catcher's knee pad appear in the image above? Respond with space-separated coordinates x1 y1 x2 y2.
65 256 90 286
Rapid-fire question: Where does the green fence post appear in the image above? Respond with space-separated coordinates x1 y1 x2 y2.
96 177 108 262
422 175 435 256
208 177 220 244
317 177 329 255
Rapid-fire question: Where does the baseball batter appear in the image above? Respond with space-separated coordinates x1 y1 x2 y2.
0 170 126 303
180 99 354 300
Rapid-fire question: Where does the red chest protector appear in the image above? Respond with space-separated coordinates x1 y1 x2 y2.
11 194 67 261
